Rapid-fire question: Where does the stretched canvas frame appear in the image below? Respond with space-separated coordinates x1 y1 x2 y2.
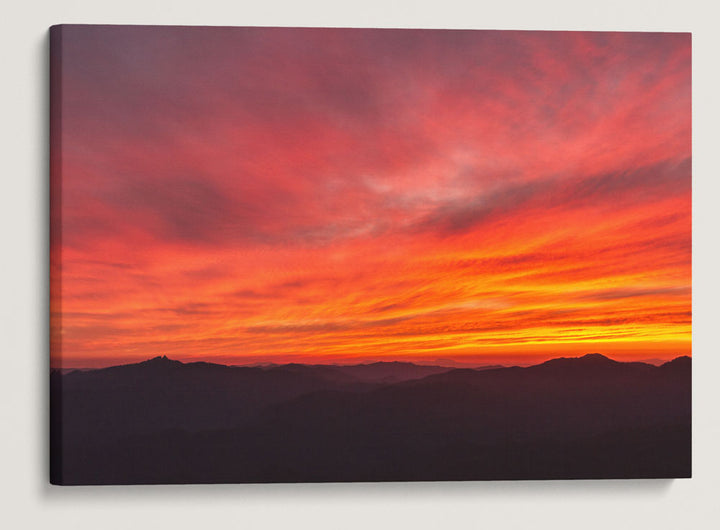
49 24 692 485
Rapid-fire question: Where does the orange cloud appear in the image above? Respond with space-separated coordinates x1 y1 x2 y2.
51 27 691 368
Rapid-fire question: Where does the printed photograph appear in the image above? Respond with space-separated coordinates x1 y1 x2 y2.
50 25 691 484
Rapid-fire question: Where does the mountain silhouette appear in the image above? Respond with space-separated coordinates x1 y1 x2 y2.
325 360 451 383
539 352 617 366
50 354 691 484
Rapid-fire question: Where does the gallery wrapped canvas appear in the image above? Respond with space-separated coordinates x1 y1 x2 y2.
49 25 691 485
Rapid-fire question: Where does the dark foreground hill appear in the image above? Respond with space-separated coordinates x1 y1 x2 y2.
50 354 691 484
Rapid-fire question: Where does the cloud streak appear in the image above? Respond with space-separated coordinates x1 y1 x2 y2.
52 27 691 367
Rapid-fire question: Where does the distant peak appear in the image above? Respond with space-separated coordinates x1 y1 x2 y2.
363 361 415 367
578 353 616 363
660 356 691 369
537 353 618 369
141 355 182 366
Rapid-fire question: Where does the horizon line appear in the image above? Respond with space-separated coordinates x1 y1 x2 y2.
51 351 692 372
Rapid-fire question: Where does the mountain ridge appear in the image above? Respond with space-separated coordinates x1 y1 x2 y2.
58 352 690 374
51 351 691 484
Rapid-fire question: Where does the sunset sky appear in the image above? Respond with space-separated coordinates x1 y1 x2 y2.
50 26 691 368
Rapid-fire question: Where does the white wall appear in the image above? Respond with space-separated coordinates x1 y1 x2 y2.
2 1 718 528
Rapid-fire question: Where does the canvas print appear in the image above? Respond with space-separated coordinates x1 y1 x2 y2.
49 25 691 485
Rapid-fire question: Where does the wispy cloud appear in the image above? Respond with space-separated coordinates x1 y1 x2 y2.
53 27 691 366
